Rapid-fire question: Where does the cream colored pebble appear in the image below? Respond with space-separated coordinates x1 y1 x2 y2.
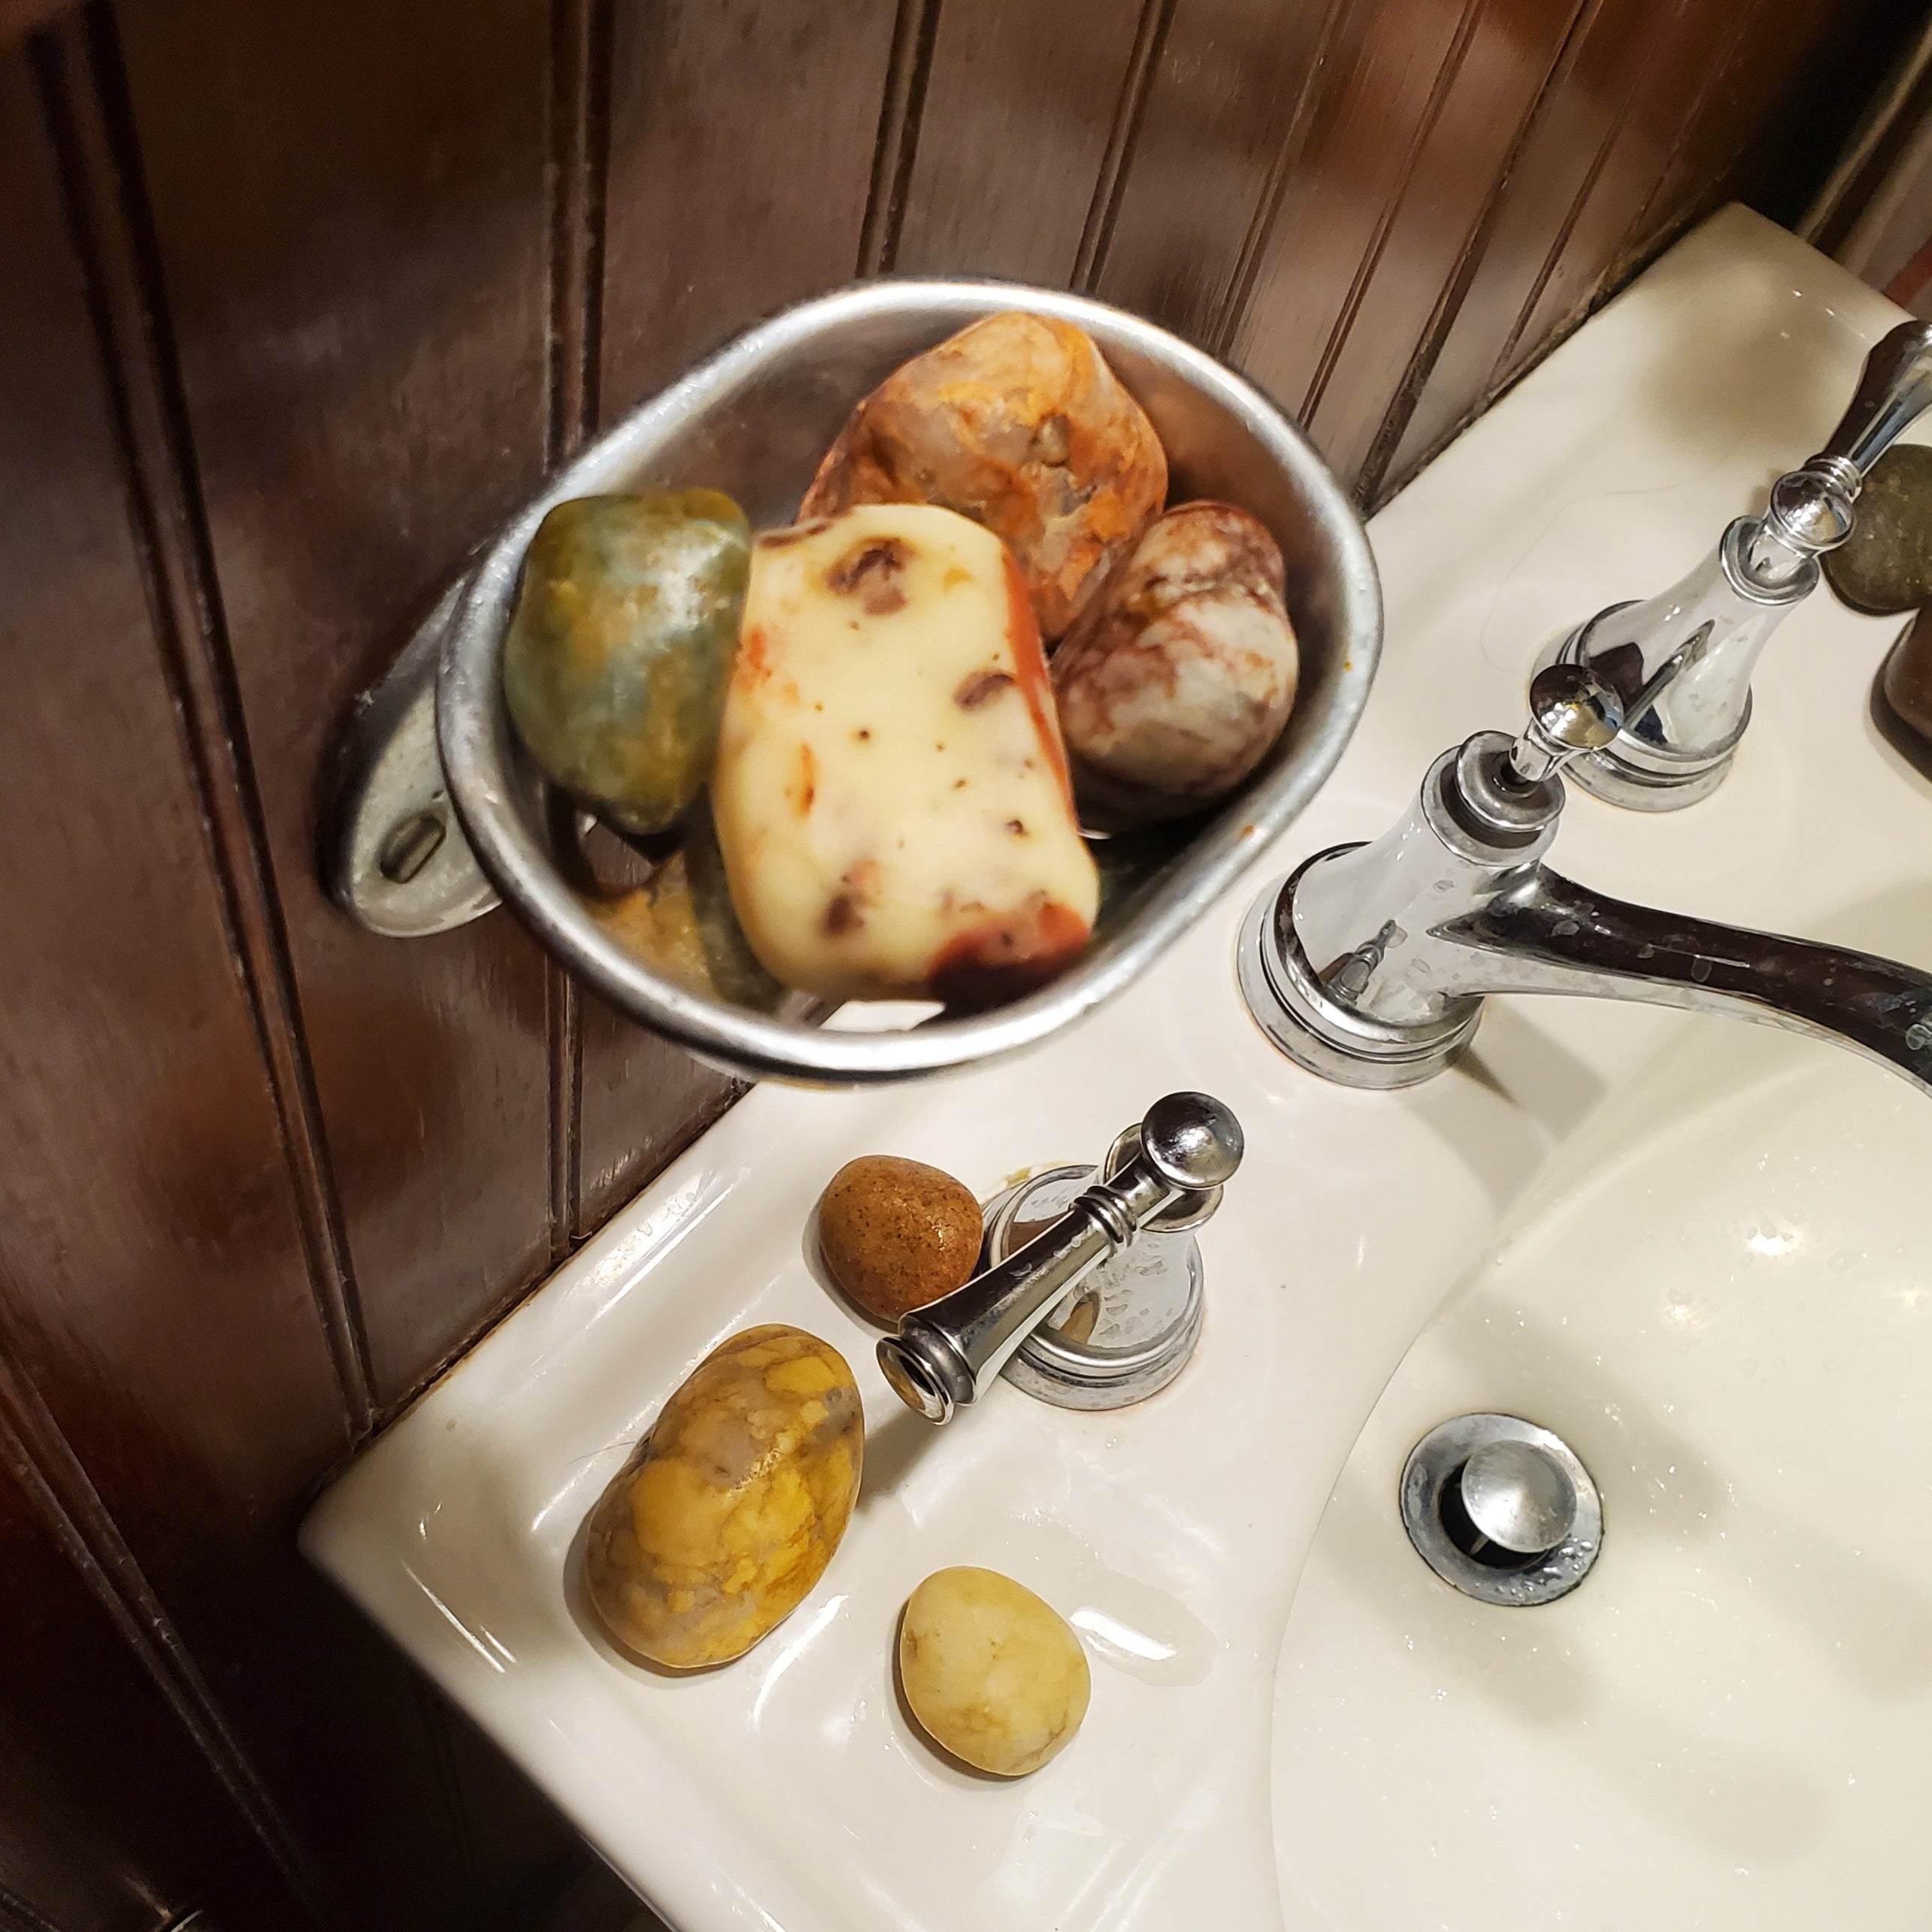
898 1565 1091 1776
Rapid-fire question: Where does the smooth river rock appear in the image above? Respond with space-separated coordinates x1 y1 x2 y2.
583 1325 862 1670
503 491 749 834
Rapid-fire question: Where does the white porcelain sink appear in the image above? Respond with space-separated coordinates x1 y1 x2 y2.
1273 896 1932 1930
303 204 1932 1931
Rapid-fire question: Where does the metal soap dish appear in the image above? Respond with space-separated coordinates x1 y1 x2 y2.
329 279 1382 1085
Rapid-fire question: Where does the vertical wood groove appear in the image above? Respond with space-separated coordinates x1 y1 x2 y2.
1355 0 1601 504
1488 58 1639 383
30 6 374 1440
544 0 610 1261
0 1354 322 1915
1072 0 1176 290
0 1885 72 1932
546 0 610 464
1300 0 1488 432
546 969 582 1264
1613 0 1764 259
857 0 943 274
1212 0 1357 358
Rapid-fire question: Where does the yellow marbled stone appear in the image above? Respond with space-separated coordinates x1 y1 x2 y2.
898 1566 1092 1776
583 1325 862 1670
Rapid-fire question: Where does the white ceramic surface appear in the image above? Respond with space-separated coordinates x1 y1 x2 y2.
1273 932 1932 1930
303 204 1932 1931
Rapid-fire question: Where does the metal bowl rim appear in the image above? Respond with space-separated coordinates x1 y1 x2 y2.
438 274 1382 1084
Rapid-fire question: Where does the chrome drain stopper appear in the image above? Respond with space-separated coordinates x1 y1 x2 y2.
1401 1413 1602 1606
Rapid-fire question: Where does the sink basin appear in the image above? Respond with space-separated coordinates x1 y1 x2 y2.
1273 889 1932 1927
302 203 1932 1931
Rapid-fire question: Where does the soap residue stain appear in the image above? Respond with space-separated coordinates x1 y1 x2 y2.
749 1592 849 1731
990 1521 1219 1688
1064 1579 1215 1688
1071 1604 1183 1676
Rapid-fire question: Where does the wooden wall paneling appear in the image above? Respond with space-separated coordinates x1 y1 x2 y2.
1659 0 1847 228
1491 0 1774 381
889 0 1158 283
1341 0 1601 501
575 0 907 1226
110 0 558 1406
1591 0 1785 280
19 6 582 1924
574 1019 744 1237
1294 0 1588 494
539 0 605 1258
1092 0 1343 347
0 35 348 1919
598 0 905 416
1494 0 1851 398
0 1446 298 1932
1384 0 1665 486
0 0 62 53
1229 0 1483 461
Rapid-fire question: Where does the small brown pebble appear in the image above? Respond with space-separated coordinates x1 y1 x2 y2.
816 1155 983 1325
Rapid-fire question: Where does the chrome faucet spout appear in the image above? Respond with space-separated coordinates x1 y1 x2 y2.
1239 664 1932 1093
1442 871 1932 1096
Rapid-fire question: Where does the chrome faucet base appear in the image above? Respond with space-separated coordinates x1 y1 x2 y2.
1535 615 1749 813
1239 664 1932 1102
877 1092 1244 1424
979 1164 1204 1410
1542 320 1932 810
1237 854 1481 1089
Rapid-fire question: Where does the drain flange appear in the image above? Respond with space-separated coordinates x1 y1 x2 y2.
1401 1413 1602 1606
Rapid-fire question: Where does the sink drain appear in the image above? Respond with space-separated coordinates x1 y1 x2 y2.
1401 1413 1602 1606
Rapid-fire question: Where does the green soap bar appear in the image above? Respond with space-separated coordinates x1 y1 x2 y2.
503 491 750 833
1824 445 1932 617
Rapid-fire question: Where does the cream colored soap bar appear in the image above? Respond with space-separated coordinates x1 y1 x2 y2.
712 505 1098 1004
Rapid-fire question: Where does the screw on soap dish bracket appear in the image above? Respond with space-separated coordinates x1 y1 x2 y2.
325 575 499 939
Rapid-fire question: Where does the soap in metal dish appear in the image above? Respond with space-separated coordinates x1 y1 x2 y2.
328 279 1382 1085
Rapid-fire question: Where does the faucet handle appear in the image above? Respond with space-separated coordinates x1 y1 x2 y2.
1749 320 1932 566
1813 319 1932 484
877 1092 1243 1423
1504 663 1624 786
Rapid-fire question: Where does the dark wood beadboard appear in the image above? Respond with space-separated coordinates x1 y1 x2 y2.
888 0 1155 282
2 23 580 1926
1494 0 1817 392
1092 0 1343 347
598 0 904 417
109 0 559 1407
1291 0 1589 489
0 1448 300 1930
0 41 343 1921
574 0 904 1227
0 0 1914 1922
1387 0 1667 480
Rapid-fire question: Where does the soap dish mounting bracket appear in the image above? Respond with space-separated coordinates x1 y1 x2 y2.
327 575 500 939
